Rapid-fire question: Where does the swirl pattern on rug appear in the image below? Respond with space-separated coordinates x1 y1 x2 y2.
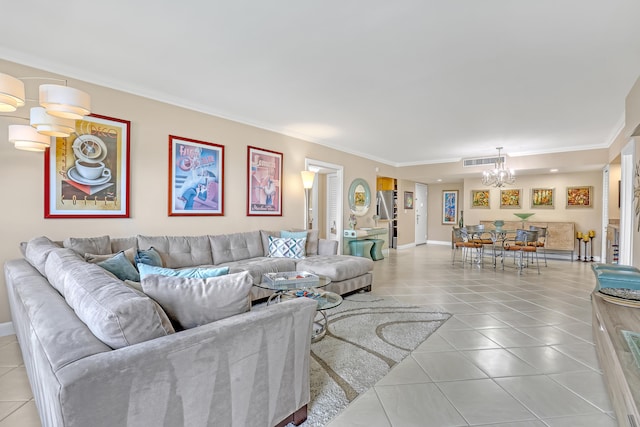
301 294 450 426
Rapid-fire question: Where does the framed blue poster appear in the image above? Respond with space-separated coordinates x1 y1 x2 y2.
442 190 458 225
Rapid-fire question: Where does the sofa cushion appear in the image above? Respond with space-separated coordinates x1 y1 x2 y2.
97 252 141 282
596 269 640 290
141 271 253 329
295 255 374 282
54 253 173 348
135 247 164 267
138 263 229 279
123 285 175 335
137 235 212 268
210 231 264 264
85 247 137 265
110 236 138 253
63 235 111 256
592 263 640 273
268 236 306 259
219 257 297 284
24 236 62 276
44 248 84 295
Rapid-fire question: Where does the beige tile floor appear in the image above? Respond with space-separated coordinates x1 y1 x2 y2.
0 244 615 426
327 244 615 427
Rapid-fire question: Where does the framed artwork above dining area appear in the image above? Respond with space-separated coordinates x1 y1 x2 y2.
471 189 490 209
531 188 555 209
500 189 521 209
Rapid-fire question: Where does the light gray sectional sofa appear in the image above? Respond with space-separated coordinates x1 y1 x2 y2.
5 229 373 427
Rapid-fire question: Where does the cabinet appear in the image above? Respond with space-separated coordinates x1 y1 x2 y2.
607 224 620 264
592 292 640 426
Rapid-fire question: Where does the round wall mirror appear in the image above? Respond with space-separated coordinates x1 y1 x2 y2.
348 178 371 216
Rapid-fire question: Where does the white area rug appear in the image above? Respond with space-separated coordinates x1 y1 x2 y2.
299 294 450 426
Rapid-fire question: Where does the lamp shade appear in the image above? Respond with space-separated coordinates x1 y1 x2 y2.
30 107 75 137
0 73 25 112
39 84 90 120
8 125 51 151
301 170 316 189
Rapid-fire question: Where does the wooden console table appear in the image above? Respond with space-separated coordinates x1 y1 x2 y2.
592 291 640 426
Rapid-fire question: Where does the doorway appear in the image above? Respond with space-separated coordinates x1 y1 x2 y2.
620 141 635 265
305 159 344 254
415 183 428 245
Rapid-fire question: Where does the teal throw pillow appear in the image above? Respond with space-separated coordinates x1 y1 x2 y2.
268 236 306 259
280 230 308 240
138 263 230 280
135 247 163 267
97 251 141 282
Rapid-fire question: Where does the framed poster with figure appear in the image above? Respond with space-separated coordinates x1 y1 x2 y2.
247 146 283 216
44 114 130 218
168 135 224 216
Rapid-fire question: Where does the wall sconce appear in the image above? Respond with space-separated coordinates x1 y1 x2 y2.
301 170 316 230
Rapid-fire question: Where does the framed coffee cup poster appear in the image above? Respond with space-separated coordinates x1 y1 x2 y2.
45 114 130 218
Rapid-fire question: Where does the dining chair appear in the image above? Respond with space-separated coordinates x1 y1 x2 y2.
467 224 495 265
503 229 540 274
528 226 548 266
451 227 483 266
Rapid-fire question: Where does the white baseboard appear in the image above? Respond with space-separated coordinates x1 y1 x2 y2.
427 240 451 246
0 322 14 337
396 243 417 250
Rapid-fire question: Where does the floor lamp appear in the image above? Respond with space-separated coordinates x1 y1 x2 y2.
301 171 316 230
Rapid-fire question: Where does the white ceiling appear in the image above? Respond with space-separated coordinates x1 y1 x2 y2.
1 1 640 167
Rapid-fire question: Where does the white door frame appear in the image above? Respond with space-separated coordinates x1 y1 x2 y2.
305 158 344 254
620 140 635 265
415 183 428 245
601 165 609 261
325 172 338 241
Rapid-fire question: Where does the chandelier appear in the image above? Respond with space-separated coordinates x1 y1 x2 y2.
481 147 515 188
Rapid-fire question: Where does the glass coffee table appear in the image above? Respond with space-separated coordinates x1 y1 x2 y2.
255 273 343 341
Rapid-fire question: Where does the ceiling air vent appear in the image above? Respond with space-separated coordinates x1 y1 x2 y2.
463 156 503 168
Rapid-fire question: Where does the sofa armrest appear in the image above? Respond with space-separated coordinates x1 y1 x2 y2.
318 238 338 255
55 297 316 427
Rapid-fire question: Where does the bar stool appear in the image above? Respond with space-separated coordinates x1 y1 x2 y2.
349 240 374 260
369 239 385 260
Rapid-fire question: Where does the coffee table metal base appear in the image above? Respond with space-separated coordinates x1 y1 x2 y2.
312 311 330 342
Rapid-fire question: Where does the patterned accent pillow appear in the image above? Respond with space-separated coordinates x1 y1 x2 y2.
268 236 306 259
